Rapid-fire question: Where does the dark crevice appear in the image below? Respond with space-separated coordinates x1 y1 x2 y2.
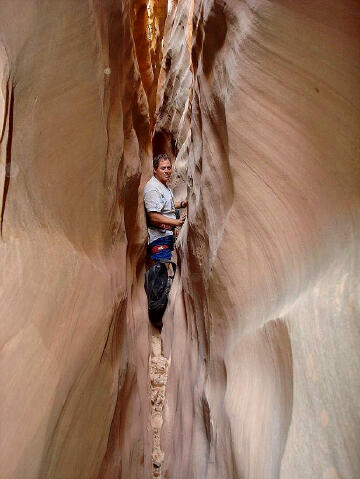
0 78 10 143
1 85 14 237
152 128 176 158
202 1 227 77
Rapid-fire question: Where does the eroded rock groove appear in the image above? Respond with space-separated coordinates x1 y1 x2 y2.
0 1 359 479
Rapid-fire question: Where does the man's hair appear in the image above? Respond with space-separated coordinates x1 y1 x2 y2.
153 153 171 170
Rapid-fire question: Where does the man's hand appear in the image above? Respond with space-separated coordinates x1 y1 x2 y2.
176 213 187 227
158 223 174 230
149 211 186 229
159 213 186 229
175 199 188 209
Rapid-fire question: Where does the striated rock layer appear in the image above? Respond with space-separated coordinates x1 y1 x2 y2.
158 1 360 478
1 0 359 478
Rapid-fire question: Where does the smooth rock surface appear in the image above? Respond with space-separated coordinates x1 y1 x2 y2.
1 0 359 478
0 1 153 478
158 1 360 478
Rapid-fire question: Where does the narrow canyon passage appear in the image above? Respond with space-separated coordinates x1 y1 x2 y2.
0 1 359 479
150 328 169 478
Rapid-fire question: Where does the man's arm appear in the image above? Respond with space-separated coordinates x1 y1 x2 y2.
148 212 186 229
174 199 188 209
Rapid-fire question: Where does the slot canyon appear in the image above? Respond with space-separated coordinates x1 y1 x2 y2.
0 1 359 478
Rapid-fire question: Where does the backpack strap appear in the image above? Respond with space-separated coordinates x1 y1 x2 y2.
158 259 177 279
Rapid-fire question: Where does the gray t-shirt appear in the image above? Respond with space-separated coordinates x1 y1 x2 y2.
144 176 176 244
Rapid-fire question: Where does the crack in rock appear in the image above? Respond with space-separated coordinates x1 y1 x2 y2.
150 331 169 478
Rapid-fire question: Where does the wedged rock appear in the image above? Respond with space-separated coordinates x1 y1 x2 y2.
149 330 168 479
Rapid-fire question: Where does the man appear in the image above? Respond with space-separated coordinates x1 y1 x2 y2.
144 153 187 262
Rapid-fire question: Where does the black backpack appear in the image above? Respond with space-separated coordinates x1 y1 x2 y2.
144 261 176 328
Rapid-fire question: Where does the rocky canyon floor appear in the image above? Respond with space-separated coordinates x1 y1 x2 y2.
150 328 169 479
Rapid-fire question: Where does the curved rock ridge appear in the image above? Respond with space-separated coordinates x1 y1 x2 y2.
0 1 155 478
157 1 360 478
1 0 359 478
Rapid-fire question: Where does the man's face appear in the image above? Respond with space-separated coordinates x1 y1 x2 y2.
154 159 172 184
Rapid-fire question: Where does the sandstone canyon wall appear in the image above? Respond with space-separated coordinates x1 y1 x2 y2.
0 1 154 478
157 1 360 479
0 1 359 479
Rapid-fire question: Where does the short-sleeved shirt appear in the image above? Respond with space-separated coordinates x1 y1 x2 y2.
144 176 176 244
